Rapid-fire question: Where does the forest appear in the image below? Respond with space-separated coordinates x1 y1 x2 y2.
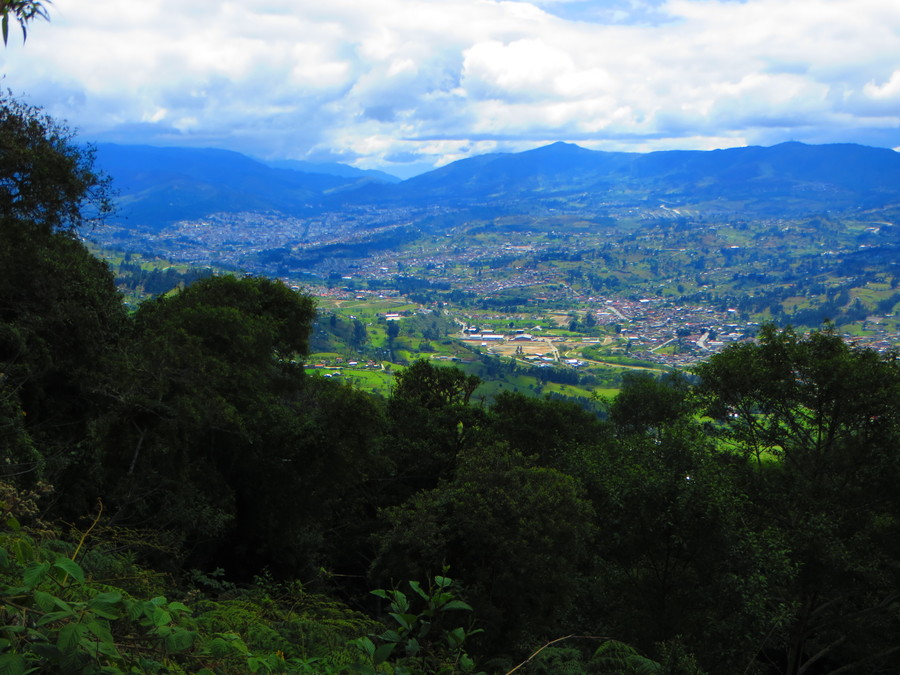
2 95 900 675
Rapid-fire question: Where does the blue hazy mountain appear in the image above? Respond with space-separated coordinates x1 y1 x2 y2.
93 144 388 230
263 158 401 183
95 141 900 231
362 141 900 213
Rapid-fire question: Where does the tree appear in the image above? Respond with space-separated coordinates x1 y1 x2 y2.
391 359 480 410
0 0 50 45
608 371 693 439
0 93 111 234
587 416 785 672
89 276 322 570
487 390 608 474
693 325 900 674
382 360 484 502
351 318 368 349
373 443 596 660
0 93 124 493
386 319 400 341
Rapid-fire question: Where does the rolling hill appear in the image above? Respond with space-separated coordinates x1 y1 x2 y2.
94 141 900 232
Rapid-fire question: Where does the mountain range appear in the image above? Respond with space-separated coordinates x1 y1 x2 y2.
94 140 900 232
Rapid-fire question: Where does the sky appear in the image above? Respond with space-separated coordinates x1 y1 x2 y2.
3 0 900 178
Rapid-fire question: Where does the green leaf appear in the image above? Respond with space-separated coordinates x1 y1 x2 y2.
167 601 191 613
0 652 25 675
442 600 473 612
33 590 57 612
22 562 50 589
94 638 121 660
86 619 114 644
206 637 234 658
52 557 84 584
219 632 249 654
56 622 84 652
50 595 74 614
408 580 429 601
434 575 452 588
11 540 32 565
373 641 396 665
87 593 123 620
405 637 420 657
353 636 375 659
447 627 466 649
152 624 173 638
90 591 123 605
247 655 274 674
370 589 390 601
415 619 432 640
87 605 120 620
378 629 401 643
36 610 78 626
164 628 194 652
389 612 414 631
150 607 172 627
0 546 8 568
125 598 143 621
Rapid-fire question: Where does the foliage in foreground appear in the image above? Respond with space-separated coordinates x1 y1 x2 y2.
0 490 494 674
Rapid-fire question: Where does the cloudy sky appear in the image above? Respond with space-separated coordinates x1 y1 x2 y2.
4 0 899 177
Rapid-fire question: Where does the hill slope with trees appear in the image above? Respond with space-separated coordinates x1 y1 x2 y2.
3 95 900 675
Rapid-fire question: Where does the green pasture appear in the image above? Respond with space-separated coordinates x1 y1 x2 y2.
304 367 396 398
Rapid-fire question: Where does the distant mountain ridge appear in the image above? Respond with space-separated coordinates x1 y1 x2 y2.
263 158 401 183
94 144 397 230
373 141 900 211
94 141 900 231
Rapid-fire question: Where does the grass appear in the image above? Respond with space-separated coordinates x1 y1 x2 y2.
335 368 395 397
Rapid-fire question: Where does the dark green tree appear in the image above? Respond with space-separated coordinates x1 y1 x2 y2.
383 360 483 501
373 443 596 661
0 94 111 234
694 325 900 674
608 371 693 439
386 320 400 342
90 275 333 573
487 390 608 474
392 359 480 411
587 414 784 672
351 318 368 349
0 93 123 493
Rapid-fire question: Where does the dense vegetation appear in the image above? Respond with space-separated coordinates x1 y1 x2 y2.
3 95 900 675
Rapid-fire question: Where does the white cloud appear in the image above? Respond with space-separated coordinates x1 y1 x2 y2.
3 0 900 174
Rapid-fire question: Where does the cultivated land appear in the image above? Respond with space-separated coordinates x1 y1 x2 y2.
93 202 900 408
89 142 900 404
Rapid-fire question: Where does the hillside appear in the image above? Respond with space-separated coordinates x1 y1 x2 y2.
94 144 393 230
7 91 900 675
95 141 900 232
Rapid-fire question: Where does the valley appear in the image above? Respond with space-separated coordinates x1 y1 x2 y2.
89 140 900 405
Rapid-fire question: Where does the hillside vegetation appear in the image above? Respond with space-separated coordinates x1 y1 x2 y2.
4 96 900 675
